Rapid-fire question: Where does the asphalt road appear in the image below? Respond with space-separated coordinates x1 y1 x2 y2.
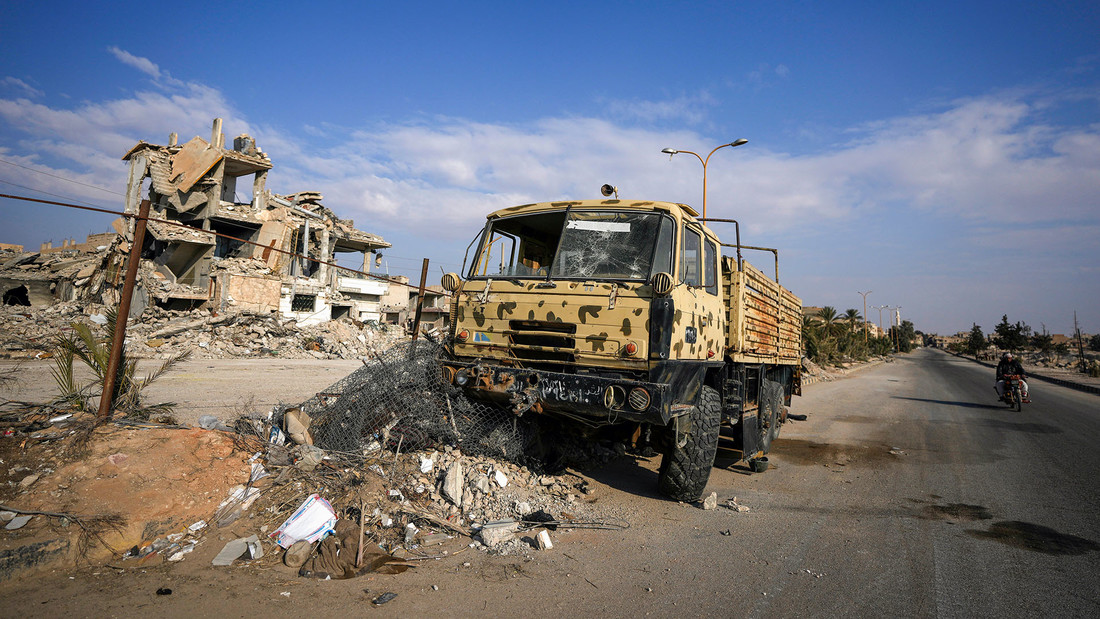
2 348 1098 617
420 346 1100 617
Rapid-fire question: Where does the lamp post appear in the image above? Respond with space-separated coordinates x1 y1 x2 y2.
871 305 887 338
661 138 748 219
857 291 872 343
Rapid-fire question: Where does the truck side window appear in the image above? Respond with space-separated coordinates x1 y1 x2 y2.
705 240 718 295
680 226 701 286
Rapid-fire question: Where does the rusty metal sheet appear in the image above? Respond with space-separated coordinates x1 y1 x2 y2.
170 137 223 193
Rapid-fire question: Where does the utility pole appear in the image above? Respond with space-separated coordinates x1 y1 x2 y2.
857 291 872 343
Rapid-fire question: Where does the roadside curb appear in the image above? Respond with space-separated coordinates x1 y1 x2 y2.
945 350 1100 397
802 357 890 388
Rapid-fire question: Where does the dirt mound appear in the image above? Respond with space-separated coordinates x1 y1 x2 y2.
1 419 253 579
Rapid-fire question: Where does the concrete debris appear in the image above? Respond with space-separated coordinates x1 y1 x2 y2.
724 497 750 513
478 520 519 547
442 462 464 507
535 529 553 550
702 492 718 510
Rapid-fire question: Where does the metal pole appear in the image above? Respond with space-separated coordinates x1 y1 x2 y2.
410 258 430 341
97 198 150 419
858 291 872 343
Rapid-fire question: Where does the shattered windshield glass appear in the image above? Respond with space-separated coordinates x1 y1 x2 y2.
550 211 669 280
468 210 672 281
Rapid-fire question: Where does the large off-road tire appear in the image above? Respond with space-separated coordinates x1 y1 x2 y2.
658 386 721 502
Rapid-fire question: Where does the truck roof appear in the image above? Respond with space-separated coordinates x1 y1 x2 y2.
486 199 700 221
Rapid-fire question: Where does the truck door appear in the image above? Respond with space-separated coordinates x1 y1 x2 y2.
675 224 725 360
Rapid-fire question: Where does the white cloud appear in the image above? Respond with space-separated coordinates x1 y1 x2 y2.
1 77 43 98
3 76 1097 245
107 47 161 79
599 91 716 124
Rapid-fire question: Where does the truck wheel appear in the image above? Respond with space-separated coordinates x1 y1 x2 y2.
658 386 721 502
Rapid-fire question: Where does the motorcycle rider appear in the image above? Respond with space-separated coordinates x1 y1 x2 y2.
995 352 1029 402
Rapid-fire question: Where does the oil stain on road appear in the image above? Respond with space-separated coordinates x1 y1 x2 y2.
967 521 1100 556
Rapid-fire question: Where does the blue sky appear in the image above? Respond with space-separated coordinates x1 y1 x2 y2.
1 1 1098 336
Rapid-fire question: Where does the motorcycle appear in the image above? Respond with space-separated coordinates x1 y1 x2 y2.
1000 374 1027 411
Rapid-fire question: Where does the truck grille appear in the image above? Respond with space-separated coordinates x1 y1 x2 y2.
508 320 576 365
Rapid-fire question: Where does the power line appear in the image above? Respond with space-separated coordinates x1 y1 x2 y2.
0 192 421 287
0 178 118 211
0 157 124 197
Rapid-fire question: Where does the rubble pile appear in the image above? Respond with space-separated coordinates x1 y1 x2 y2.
0 300 406 361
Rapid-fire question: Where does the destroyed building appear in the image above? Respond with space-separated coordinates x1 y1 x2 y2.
2 119 391 326
118 118 391 324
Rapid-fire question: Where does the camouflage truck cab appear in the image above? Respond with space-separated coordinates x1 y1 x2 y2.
439 199 802 501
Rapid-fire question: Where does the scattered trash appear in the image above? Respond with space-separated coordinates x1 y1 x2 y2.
156 587 172 596
720 529 732 536
372 592 397 605
280 591 291 598
702 492 718 510
419 457 434 474
294 445 326 472
284 540 314 568
5 515 32 530
889 447 906 455
283 408 313 445
188 520 207 533
197 415 223 430
422 533 449 545
272 494 338 548
493 469 508 488
167 544 195 562
212 535 263 566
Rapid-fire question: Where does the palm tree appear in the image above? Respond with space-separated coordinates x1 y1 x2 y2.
817 306 841 339
844 308 861 333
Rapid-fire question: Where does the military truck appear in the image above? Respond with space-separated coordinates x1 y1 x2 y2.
438 198 802 501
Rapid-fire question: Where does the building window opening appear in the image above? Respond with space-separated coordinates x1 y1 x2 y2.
291 294 316 312
3 285 31 306
331 305 351 320
211 221 256 259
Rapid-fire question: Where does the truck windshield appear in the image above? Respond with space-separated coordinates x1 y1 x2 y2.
469 210 673 281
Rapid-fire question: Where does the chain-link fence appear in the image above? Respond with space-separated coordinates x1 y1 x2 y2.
279 339 541 466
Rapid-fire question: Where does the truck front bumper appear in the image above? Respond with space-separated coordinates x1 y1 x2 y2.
441 359 672 426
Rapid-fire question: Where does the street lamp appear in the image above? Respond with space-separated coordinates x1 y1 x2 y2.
871 305 887 338
857 291 872 343
661 138 748 219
